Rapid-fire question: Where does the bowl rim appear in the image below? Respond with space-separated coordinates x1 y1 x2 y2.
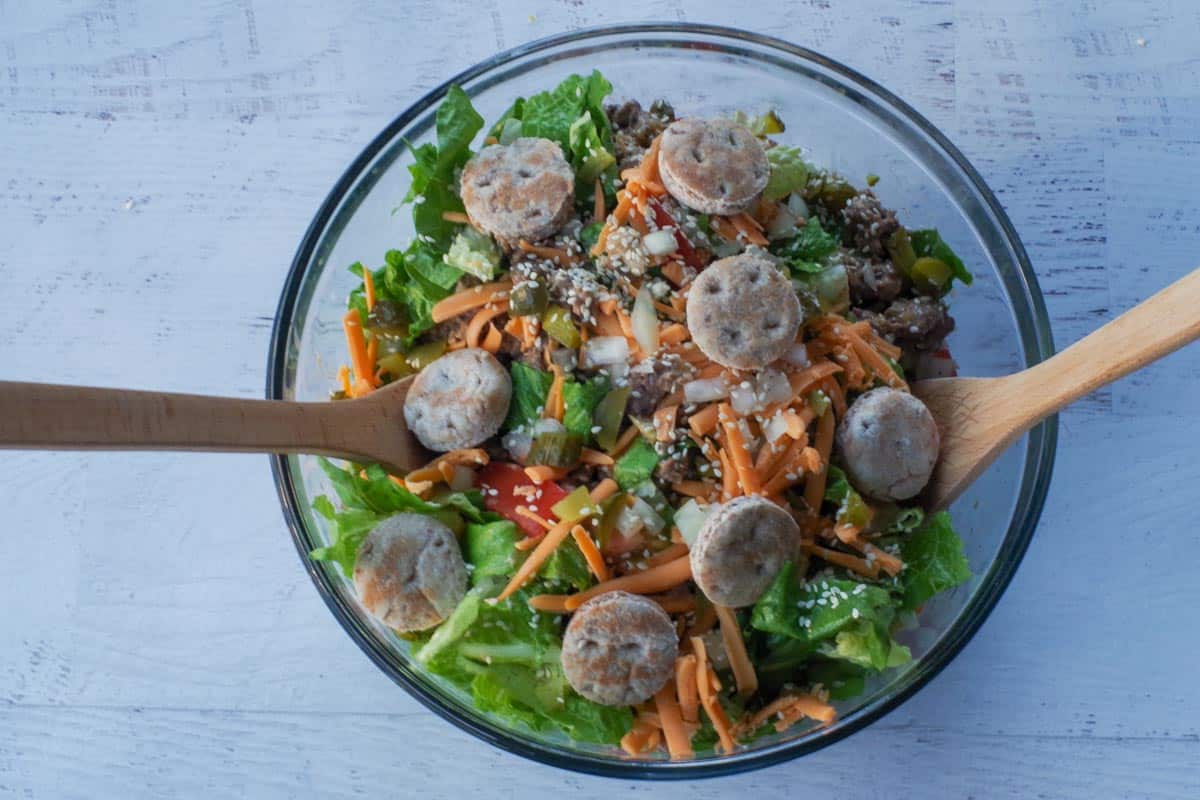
267 21 1057 779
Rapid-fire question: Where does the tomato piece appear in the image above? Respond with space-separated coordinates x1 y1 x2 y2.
602 528 647 558
649 199 703 269
475 462 570 537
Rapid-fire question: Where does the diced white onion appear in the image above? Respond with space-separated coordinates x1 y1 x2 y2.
674 499 712 547
606 360 629 382
766 204 798 240
627 494 666 535
787 193 810 219
730 383 758 416
642 229 678 256
763 412 790 444
532 418 566 436
783 342 812 367
449 465 475 492
615 506 646 537
631 286 660 355
758 368 793 407
501 429 533 462
581 336 629 367
683 377 729 404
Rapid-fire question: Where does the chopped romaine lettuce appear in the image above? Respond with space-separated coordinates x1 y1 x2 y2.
403 85 485 248
773 217 839 274
613 438 660 490
464 520 523 585
503 362 554 432
899 511 971 611
540 540 593 592
763 146 811 201
751 561 909 673
568 112 616 187
562 376 610 444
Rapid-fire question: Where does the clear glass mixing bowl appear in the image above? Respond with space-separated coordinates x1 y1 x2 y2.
267 23 1056 778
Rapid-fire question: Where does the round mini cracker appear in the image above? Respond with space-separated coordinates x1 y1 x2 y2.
657 118 769 215
459 137 575 244
836 386 940 502
560 591 678 707
690 496 799 608
686 253 802 370
403 348 512 452
353 513 468 632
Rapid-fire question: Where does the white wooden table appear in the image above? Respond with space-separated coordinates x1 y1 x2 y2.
2 2 1198 797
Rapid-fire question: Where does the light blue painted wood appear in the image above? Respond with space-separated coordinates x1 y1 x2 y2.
0 1 1197 796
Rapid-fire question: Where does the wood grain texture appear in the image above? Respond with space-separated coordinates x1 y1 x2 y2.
0 379 424 472
1 1 1199 797
917 267 1200 508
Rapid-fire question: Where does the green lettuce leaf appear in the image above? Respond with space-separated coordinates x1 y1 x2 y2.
750 562 908 672
504 362 554 431
403 85 485 247
613 438 660 490
773 217 839 275
562 376 610 444
464 520 523 585
909 228 973 286
763 146 811 201
540 539 593 592
899 511 971 611
347 242 461 346
820 619 911 671
518 71 613 152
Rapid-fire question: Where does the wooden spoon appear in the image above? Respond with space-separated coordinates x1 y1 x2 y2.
915 267 1200 510
0 377 428 474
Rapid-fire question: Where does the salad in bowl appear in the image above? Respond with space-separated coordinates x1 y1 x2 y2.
308 69 974 759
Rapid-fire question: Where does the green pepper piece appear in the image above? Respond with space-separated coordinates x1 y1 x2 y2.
910 256 953 295
526 430 583 468
886 227 917 276
367 299 409 337
592 386 631 451
589 494 624 550
541 305 581 349
509 282 549 318
807 389 831 418
838 488 873 530
811 177 857 214
550 485 598 523
377 352 414 379
405 340 447 371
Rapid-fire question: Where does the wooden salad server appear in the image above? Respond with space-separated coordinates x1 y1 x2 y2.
915 267 1200 510
0 376 427 474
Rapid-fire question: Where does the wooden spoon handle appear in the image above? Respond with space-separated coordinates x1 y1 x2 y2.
0 381 360 459
1014 267 1200 420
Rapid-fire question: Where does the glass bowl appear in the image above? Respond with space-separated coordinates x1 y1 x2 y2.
267 23 1056 779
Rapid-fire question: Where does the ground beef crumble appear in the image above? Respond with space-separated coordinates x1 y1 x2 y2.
606 100 676 170
859 296 955 352
841 190 900 259
626 353 695 418
842 249 903 307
